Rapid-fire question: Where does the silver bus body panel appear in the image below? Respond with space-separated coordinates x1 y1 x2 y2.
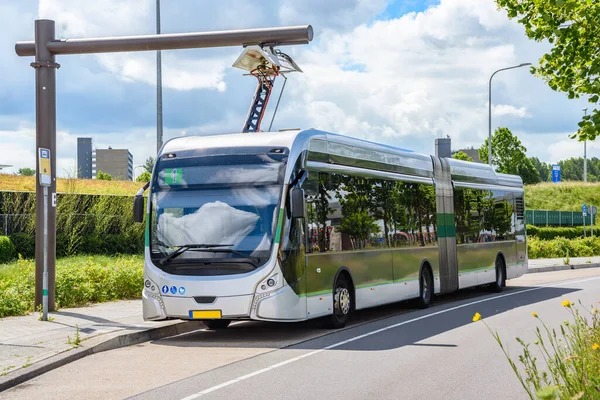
143 128 527 323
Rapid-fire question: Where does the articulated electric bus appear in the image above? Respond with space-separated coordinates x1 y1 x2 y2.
133 129 527 329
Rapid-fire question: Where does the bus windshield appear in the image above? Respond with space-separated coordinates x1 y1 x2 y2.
149 154 286 275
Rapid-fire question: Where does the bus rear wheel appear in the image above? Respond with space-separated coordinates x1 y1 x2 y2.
204 319 231 330
490 257 505 293
417 265 433 309
328 274 352 329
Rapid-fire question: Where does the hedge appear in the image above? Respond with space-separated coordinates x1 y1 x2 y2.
0 191 145 259
0 236 15 263
526 225 589 240
527 236 600 259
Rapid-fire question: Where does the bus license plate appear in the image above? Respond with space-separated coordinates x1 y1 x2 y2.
189 310 222 319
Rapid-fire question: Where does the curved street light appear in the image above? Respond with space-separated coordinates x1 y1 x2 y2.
488 63 532 166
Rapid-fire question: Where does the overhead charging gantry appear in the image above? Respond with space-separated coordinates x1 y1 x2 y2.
232 45 303 132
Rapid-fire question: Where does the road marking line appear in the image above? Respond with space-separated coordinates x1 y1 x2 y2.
180 276 600 400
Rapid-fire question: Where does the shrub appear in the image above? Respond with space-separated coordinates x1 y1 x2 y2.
527 236 600 259
8 233 34 259
0 254 143 318
0 236 16 263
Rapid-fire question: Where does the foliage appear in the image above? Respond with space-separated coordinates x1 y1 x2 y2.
527 236 600 259
0 191 145 258
143 157 156 174
473 300 600 399
524 182 600 211
529 157 550 183
136 171 151 182
526 225 588 240
452 151 474 162
0 255 144 318
17 168 35 177
496 0 600 141
0 236 16 264
478 127 539 184
557 157 600 182
0 173 144 196
96 170 113 181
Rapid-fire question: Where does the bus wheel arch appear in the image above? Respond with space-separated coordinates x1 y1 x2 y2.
491 252 506 293
328 267 355 329
417 261 434 309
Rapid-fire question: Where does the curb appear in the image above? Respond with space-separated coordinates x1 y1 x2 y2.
0 320 205 393
527 262 600 274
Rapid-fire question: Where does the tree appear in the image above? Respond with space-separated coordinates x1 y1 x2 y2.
529 157 550 182
496 0 600 141
452 151 474 162
96 170 112 181
478 127 539 184
18 167 35 176
136 171 151 182
143 157 155 174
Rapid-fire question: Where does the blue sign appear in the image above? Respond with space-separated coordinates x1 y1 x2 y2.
170 286 177 294
377 237 385 243
178 286 186 295
583 204 587 213
39 149 49 158
551 164 561 183
161 285 169 294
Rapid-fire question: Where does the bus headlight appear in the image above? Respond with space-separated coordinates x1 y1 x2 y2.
257 273 281 293
144 277 160 294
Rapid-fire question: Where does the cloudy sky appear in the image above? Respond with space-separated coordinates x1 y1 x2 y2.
0 0 594 178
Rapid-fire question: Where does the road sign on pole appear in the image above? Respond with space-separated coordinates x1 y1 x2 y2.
38 148 51 321
583 204 587 237
591 206 597 237
551 164 561 183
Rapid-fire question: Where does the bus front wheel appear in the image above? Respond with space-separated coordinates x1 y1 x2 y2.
328 274 352 329
417 265 433 309
204 319 231 330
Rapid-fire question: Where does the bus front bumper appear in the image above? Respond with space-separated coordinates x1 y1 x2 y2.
142 290 254 321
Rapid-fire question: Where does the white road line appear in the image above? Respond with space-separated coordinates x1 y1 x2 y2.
180 276 600 400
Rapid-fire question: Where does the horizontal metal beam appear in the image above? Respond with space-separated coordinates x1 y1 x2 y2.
15 22 313 57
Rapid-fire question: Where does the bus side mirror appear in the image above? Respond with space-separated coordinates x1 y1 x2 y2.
290 187 305 219
133 195 145 223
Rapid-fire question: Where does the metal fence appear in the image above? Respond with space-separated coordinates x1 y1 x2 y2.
525 210 595 227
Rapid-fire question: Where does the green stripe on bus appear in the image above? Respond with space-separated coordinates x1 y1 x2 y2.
144 213 150 247
436 213 456 238
274 208 285 244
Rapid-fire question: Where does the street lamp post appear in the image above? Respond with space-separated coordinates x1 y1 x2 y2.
488 63 532 166
156 0 163 154
583 108 588 182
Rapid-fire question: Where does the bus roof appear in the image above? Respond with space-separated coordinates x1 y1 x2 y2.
160 129 523 188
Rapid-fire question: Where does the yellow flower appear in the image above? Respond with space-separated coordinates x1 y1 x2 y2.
593 343 599 351
561 299 571 307
472 312 481 322
532 312 538 318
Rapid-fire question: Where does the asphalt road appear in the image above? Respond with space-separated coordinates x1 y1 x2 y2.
3 268 600 400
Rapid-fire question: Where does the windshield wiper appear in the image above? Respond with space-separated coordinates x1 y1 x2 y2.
159 244 234 265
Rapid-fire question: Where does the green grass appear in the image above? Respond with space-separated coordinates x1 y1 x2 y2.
0 254 143 318
525 181 600 211
0 174 144 196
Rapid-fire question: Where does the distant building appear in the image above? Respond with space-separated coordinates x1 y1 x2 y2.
435 137 451 158
92 147 134 181
77 137 93 179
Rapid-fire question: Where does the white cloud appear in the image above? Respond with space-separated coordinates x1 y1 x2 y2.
492 104 530 118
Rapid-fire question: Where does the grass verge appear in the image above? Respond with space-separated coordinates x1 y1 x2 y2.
0 254 143 318
473 301 600 399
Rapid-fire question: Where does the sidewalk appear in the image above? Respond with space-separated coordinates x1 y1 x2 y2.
1 256 599 391
0 301 203 392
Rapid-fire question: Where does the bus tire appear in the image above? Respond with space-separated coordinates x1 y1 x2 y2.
417 264 433 309
204 319 231 330
328 273 353 329
490 256 506 293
